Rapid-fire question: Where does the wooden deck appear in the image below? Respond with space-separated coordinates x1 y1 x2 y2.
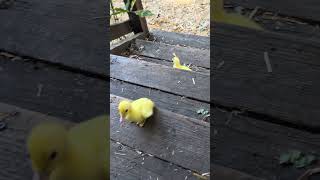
1 0 320 179
213 1 320 180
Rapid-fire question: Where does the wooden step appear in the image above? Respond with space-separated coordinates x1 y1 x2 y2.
213 164 265 180
149 30 210 49
214 107 320 180
125 55 210 75
132 39 210 69
110 95 210 175
225 0 320 22
111 78 209 120
0 55 107 122
111 55 210 103
0 0 107 75
0 102 202 180
213 23 320 129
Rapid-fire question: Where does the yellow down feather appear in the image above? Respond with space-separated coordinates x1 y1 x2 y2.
27 115 109 180
212 0 263 30
118 98 155 127
172 53 192 71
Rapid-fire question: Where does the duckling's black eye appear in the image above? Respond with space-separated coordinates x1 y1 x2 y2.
49 151 57 160
125 109 128 113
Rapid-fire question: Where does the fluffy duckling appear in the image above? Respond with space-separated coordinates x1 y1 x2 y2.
27 115 109 180
212 0 263 30
118 98 155 127
172 53 192 71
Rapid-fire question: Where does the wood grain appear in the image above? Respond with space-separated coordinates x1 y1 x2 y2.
111 55 210 102
110 95 210 174
225 0 320 22
110 78 210 120
0 0 108 75
213 23 320 129
123 55 210 75
150 30 210 49
0 56 108 122
111 20 132 41
214 107 320 180
133 39 210 68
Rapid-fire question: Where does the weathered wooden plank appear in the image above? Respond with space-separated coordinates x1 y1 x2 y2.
0 101 204 180
150 30 210 49
213 23 320 129
0 0 108 75
251 13 320 41
110 78 210 120
214 107 320 180
225 0 320 22
212 164 265 180
133 39 210 68
111 20 132 40
110 95 210 174
0 103 63 180
123 55 210 74
110 55 210 102
0 55 107 122
111 141 198 180
111 32 146 55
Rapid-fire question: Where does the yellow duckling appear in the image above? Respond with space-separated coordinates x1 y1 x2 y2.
172 53 192 71
118 98 155 127
212 0 263 30
27 115 109 180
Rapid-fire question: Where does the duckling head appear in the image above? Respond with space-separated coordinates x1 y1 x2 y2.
27 122 68 180
172 53 181 67
118 100 132 123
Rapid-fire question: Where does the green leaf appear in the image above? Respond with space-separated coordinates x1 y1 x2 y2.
111 8 129 16
130 0 137 11
197 109 204 114
279 153 291 164
134 10 154 17
125 0 130 10
203 110 209 115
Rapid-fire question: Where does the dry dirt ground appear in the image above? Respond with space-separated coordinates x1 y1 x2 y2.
110 0 210 36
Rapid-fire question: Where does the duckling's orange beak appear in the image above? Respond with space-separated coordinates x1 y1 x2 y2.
119 116 123 123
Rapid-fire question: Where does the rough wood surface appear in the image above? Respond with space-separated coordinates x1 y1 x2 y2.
111 20 132 41
133 39 210 68
149 30 210 49
0 56 107 122
110 78 210 120
123 55 210 75
0 0 107 75
225 0 320 22
111 140 199 180
111 33 145 55
214 107 320 180
111 55 210 102
213 23 320 129
110 95 210 174
212 164 265 180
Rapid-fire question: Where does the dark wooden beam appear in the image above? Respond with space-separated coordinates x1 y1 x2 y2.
111 20 133 41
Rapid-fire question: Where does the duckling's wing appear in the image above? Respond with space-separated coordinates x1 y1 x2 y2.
138 99 154 119
141 108 153 119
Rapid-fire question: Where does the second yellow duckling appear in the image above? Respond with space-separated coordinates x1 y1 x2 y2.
212 0 263 30
118 98 155 127
27 115 109 180
172 53 192 71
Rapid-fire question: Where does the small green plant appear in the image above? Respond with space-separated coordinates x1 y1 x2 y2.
110 0 154 18
197 108 209 115
279 150 317 168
